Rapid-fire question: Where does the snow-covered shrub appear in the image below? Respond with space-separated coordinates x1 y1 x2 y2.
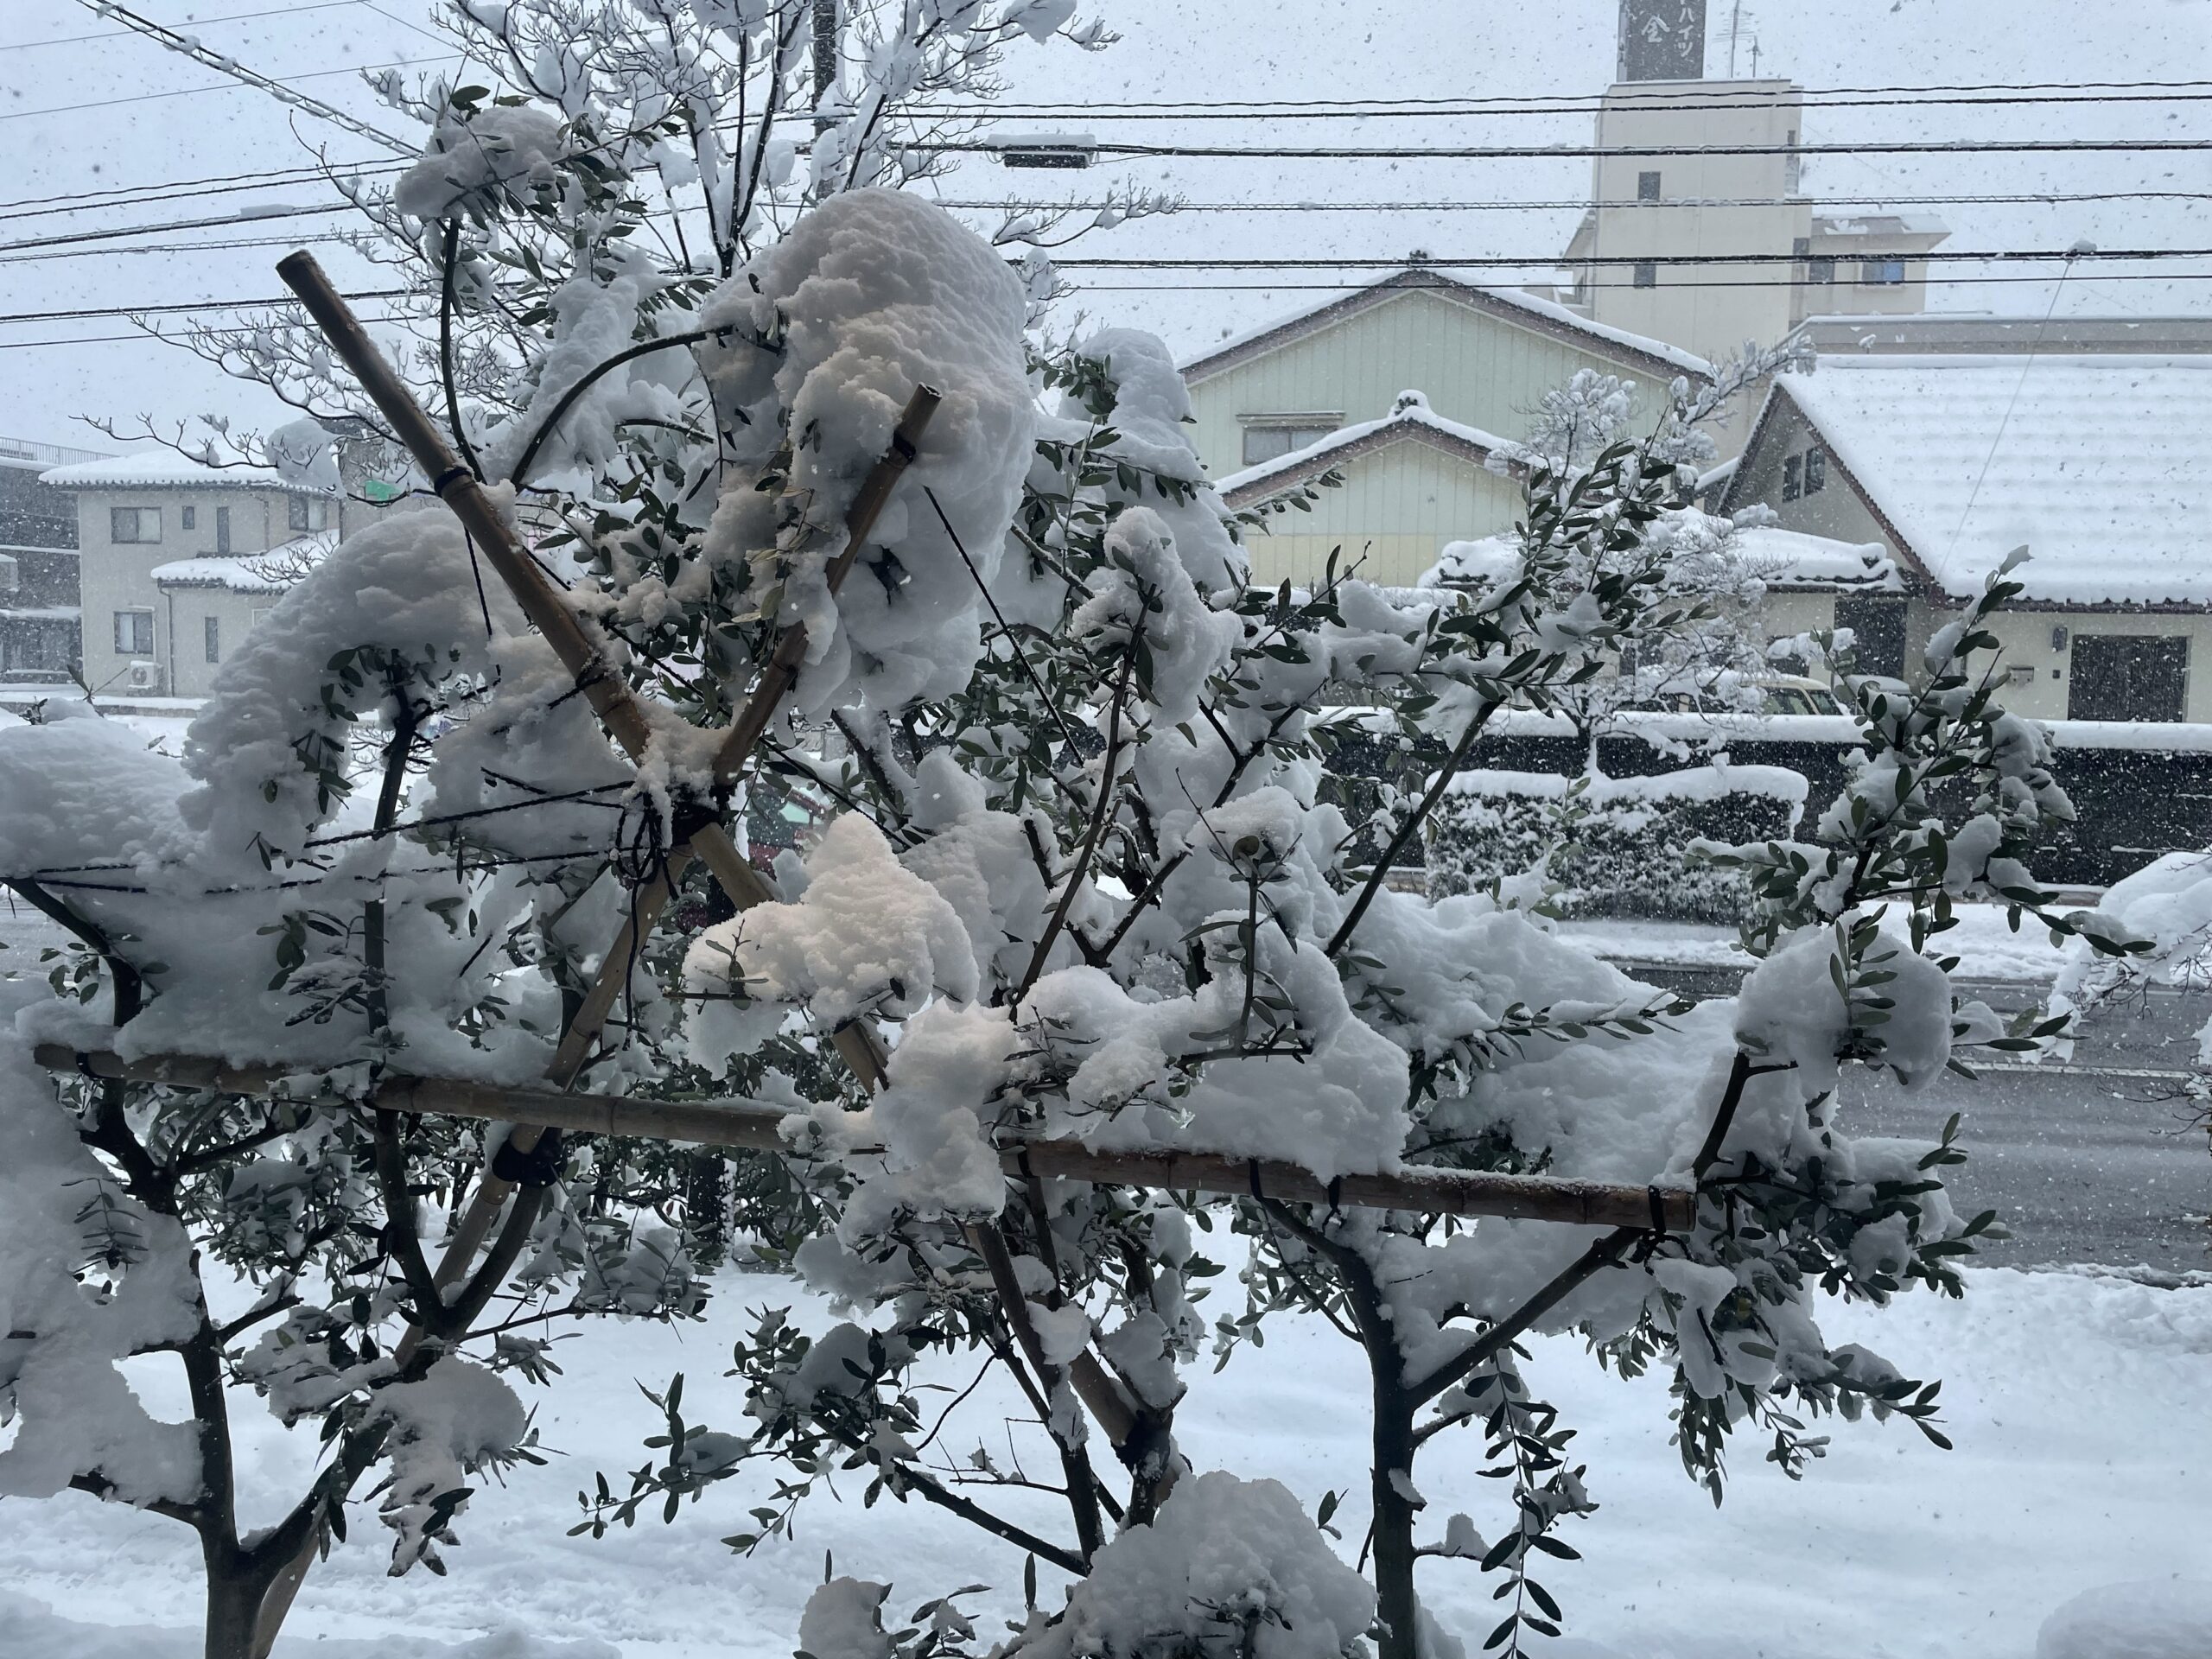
1426 765 1807 922
9 8 2146 1659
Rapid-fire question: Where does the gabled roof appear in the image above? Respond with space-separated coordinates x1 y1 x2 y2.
1179 269 1713 388
41 451 328 494
1724 355 2212 608
1214 391 1513 506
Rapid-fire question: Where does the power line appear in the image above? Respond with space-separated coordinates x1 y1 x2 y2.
0 205 358 255
10 175 2201 237
931 192 2212 214
0 289 415 326
0 232 356 265
0 313 414 350
1060 270 2212 294
921 87 2212 120
0 0 378 51
1052 247 2212 270
6 262 2208 335
0 161 402 219
930 137 2212 162
928 77 2212 110
0 48 436 130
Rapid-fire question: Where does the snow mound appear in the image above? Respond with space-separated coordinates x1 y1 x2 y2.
2037 1580 2212 1659
1013 1471 1376 1659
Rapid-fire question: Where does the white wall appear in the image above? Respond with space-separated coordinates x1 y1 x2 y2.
75 486 308 695
1586 79 1809 365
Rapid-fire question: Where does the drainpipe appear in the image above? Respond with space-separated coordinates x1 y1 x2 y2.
164 586 175 697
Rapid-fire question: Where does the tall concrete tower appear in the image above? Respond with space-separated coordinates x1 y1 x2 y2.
1618 0 1707 83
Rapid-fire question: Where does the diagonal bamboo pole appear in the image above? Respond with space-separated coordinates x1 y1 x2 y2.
276 252 1152 1532
274 249 935 1236
35 1046 1698 1234
251 254 939 1653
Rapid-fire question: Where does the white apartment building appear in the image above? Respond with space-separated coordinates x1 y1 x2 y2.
1551 3 1948 366
40 452 341 698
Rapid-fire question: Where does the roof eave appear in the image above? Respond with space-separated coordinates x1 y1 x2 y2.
1179 269 1709 390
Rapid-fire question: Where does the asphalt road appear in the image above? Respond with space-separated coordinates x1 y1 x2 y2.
1624 960 2212 1275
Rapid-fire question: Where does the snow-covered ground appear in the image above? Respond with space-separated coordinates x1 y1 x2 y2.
0 1263 2205 1659
1563 905 2079 983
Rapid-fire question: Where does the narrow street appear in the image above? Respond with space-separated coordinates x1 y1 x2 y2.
1619 957 2212 1274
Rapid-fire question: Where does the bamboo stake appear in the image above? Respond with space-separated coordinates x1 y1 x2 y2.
272 251 933 1215
35 1046 1698 1234
257 254 938 1651
275 259 1141 1492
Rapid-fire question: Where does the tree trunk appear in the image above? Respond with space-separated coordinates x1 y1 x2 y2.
202 1549 276 1659
1370 1360 1421 1659
683 1149 728 1270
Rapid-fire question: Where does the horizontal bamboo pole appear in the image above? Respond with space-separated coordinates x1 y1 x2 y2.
34 1046 1696 1232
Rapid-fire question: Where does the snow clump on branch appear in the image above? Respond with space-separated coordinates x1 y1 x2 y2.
696 188 1034 718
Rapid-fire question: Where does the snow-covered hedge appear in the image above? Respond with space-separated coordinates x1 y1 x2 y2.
1427 764 1808 922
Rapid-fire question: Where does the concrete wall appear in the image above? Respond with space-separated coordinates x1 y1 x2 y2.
1185 288 1684 486
76 486 302 696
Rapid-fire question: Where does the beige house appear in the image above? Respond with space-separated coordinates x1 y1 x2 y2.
1719 354 2212 721
41 452 340 698
1189 270 1716 588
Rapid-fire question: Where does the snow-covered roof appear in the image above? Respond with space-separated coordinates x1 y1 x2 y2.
1763 354 2212 606
1179 269 1712 385
152 533 334 594
1810 213 1950 239
1734 524 1898 590
1217 391 1512 500
39 451 327 493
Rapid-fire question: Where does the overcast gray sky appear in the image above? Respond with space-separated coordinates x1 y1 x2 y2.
2 0 2207 448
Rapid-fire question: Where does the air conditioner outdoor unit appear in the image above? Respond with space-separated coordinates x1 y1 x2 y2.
126 660 159 691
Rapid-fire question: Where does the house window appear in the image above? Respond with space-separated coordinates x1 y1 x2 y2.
216 505 232 554
0 554 15 593
1637 170 1662 200
2069 634 2188 721
1807 257 1836 284
1632 260 1658 289
1240 422 1337 467
181 505 196 530
110 506 161 543
1781 455 1802 500
205 615 221 664
1860 257 1906 286
287 494 328 532
1803 447 1827 494
1835 595 1907 678
251 606 276 630
114 609 154 656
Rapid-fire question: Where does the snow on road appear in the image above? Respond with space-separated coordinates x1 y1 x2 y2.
0 1263 2204 1659
1561 905 2081 983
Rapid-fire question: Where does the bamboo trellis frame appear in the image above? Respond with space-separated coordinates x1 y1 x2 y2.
20 252 1700 1649
34 1045 1697 1233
